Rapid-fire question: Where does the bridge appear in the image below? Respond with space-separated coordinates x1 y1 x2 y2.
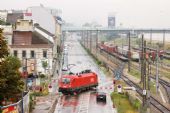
62 27 170 34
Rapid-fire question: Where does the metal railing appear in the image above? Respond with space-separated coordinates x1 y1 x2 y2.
1 91 30 113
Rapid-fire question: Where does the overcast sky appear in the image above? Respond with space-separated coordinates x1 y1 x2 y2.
1 0 170 28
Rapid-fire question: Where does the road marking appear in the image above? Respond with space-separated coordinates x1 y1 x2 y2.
78 92 90 113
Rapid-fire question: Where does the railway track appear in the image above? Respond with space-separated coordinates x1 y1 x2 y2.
150 76 170 87
95 50 170 112
150 76 170 104
85 44 170 112
122 75 170 113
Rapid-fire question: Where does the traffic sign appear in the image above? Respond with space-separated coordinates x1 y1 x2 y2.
117 85 122 93
48 84 53 93
143 90 146 95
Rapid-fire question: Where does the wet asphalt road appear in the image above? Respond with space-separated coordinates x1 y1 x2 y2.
54 34 116 113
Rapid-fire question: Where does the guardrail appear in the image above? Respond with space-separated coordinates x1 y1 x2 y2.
1 91 30 113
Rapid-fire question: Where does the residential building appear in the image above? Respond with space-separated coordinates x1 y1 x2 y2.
24 5 62 34
10 19 54 76
0 10 8 21
6 11 23 25
24 5 63 78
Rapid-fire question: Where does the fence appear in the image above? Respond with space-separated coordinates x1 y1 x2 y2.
1 91 30 113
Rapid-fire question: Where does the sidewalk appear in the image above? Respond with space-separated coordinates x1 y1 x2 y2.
32 95 58 113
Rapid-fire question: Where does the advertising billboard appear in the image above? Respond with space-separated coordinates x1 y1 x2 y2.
108 16 115 28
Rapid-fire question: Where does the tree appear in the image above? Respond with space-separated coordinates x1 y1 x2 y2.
42 61 48 73
0 29 24 106
0 28 9 58
0 56 24 105
0 20 11 25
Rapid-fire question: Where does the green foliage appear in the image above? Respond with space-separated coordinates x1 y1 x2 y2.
31 92 44 96
39 74 46 79
0 56 24 104
111 92 139 113
156 42 163 48
0 28 9 58
29 93 35 111
129 68 140 79
126 92 141 110
42 61 48 69
0 20 11 25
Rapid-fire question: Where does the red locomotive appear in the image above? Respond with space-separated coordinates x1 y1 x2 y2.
58 70 98 94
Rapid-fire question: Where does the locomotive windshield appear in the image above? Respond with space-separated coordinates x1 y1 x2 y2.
62 78 70 84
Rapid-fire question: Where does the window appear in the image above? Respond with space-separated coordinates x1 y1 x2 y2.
30 50 35 58
43 50 47 58
14 50 18 57
62 78 70 84
22 50 26 58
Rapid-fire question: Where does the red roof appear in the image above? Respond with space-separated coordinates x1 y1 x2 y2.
24 13 32 16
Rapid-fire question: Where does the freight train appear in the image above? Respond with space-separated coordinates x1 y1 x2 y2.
98 43 165 62
58 70 98 94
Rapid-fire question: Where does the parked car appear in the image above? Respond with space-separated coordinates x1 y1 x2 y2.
96 92 107 103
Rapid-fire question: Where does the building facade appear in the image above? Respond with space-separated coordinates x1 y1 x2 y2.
10 19 54 76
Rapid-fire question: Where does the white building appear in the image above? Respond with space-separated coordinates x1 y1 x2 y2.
0 10 8 21
24 5 62 34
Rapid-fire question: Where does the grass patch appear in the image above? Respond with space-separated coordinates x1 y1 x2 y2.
162 59 170 64
128 68 140 79
111 92 139 113
150 81 156 94
160 71 170 79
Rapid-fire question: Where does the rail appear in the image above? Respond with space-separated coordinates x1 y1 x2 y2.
82 40 170 113
122 75 170 113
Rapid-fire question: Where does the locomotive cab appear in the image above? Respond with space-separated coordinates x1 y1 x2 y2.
62 78 71 84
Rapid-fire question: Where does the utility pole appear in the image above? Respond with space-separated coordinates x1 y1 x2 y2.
96 30 98 57
87 30 88 49
150 29 152 46
24 58 28 91
163 30 165 50
128 32 131 72
81 31 84 46
147 49 151 108
90 30 92 52
82 31 86 47
141 34 144 83
156 47 159 93
142 40 147 107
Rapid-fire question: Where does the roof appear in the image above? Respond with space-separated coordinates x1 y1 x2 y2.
32 31 53 44
35 25 54 37
12 30 53 46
